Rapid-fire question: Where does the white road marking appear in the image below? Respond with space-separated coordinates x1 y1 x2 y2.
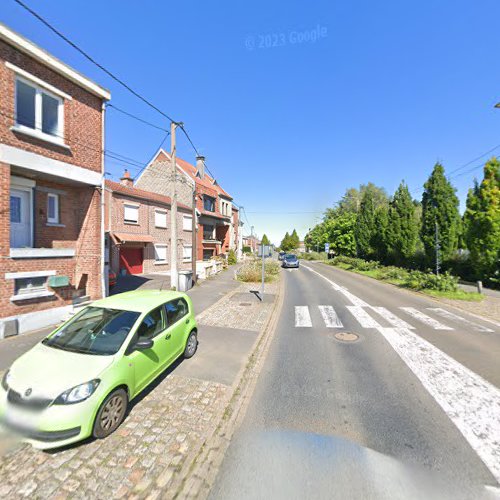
399 307 453 330
295 306 312 327
427 308 494 333
377 326 500 484
301 263 500 483
346 306 381 329
371 306 415 329
302 265 369 306
318 306 343 328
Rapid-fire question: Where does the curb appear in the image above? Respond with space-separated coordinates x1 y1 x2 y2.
173 272 285 499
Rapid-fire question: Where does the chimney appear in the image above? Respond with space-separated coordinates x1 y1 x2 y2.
120 169 134 187
196 156 205 179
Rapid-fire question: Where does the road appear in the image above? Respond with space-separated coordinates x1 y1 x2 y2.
209 262 500 500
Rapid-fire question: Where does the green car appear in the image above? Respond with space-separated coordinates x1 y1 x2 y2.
0 290 198 450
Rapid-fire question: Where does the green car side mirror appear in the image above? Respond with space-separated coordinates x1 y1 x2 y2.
134 338 154 351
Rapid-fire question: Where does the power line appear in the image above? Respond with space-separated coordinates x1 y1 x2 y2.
107 104 169 132
13 0 177 123
447 143 500 176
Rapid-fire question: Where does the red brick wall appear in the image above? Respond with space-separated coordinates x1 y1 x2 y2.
0 163 103 317
106 189 193 274
0 40 103 172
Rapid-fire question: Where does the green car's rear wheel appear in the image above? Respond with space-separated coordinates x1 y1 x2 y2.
184 330 198 359
93 388 128 439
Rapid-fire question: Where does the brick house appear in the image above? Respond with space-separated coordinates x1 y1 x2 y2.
104 172 193 277
135 149 240 264
0 23 110 337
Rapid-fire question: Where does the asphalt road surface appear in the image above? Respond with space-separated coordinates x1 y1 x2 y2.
209 262 500 500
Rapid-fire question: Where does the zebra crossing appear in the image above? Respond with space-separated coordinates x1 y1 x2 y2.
294 304 496 333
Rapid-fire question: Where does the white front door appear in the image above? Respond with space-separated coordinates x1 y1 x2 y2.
10 188 32 248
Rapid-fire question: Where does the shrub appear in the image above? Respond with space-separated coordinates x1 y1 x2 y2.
402 270 458 292
237 259 280 283
333 256 380 271
227 249 237 265
299 251 326 261
242 246 252 254
378 266 409 281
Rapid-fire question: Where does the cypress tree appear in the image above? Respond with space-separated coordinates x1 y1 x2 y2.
463 158 500 280
372 204 390 263
421 163 461 264
388 181 418 266
355 189 376 259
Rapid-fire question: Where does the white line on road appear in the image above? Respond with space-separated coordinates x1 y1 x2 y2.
318 306 343 328
377 326 500 484
294 306 312 327
302 265 369 306
427 308 494 333
399 307 453 330
298 263 500 483
371 306 415 329
346 306 381 329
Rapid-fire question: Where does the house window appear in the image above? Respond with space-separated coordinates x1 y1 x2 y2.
15 78 63 140
154 244 168 263
15 276 47 296
203 224 215 240
10 196 21 223
203 195 215 212
183 245 192 262
154 209 167 228
203 249 213 261
47 193 59 224
183 215 192 231
124 204 139 223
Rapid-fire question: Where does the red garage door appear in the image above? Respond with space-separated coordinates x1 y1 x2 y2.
120 247 143 274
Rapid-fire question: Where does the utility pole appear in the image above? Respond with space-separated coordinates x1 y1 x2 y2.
435 220 440 276
170 121 178 289
191 188 197 285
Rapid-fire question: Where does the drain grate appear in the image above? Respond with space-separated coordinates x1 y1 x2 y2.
334 332 359 343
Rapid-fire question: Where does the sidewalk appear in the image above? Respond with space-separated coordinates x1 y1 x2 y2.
0 265 242 372
0 268 282 499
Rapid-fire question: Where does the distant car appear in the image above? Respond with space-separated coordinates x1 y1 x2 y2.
108 270 117 288
278 252 286 261
282 254 299 268
0 290 198 449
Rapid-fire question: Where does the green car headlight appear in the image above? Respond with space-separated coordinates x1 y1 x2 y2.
54 379 100 405
1 370 11 391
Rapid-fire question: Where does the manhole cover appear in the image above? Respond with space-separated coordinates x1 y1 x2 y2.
239 302 252 306
334 332 359 343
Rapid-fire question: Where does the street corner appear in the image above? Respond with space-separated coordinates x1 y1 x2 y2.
0 373 229 499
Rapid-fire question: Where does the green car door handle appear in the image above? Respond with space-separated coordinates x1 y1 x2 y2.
185 319 190 324
165 334 171 340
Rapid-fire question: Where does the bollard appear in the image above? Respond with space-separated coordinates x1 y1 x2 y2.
477 281 483 294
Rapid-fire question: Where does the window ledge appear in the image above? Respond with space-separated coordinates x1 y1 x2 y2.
46 223 65 227
155 225 167 229
154 261 168 265
124 221 139 225
11 126 70 150
10 290 55 302
10 248 76 259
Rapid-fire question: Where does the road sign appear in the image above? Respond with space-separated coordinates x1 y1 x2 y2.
324 243 330 252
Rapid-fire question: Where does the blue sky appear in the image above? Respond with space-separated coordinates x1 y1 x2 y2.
2 0 500 244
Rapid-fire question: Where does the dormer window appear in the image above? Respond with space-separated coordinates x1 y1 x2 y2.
15 77 64 143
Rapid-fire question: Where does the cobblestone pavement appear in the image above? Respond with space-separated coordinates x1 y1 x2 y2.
0 374 229 499
196 282 279 332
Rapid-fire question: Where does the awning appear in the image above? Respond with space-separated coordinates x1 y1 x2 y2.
111 232 154 244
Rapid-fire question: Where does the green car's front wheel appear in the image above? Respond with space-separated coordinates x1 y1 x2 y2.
184 330 198 359
93 388 128 439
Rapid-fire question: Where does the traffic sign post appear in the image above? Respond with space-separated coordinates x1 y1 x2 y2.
325 243 330 253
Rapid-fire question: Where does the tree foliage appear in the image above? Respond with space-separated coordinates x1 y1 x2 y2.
261 234 271 246
387 181 418 265
421 163 461 263
463 158 500 281
355 189 377 258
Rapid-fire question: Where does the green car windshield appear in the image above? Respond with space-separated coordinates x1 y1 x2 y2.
42 306 141 355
